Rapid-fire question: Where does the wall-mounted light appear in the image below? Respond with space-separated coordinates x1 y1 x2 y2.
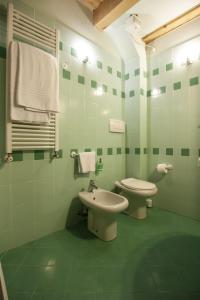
94 86 104 96
151 88 160 97
82 56 89 64
175 40 200 67
72 39 95 64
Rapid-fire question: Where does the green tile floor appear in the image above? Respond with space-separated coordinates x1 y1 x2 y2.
1 208 200 300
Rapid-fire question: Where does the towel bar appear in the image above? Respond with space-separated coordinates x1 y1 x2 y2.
70 151 79 158
5 3 59 161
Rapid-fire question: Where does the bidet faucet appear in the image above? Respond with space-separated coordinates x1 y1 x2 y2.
88 180 98 192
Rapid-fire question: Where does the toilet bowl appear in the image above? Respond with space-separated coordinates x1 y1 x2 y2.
115 178 158 219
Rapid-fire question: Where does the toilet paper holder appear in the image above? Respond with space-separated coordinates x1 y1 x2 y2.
156 163 173 174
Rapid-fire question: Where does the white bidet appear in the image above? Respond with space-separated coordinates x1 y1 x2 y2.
79 188 128 241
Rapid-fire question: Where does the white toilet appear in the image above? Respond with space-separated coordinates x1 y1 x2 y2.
115 178 158 219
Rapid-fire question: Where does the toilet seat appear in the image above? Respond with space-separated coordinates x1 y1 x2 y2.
121 178 156 191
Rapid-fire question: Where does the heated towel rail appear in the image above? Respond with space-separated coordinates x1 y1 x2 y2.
5 3 59 161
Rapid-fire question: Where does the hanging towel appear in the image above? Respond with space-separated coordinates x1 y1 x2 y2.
10 42 49 123
78 152 96 173
15 41 59 113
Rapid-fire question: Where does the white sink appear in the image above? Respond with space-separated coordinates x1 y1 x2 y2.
79 188 128 241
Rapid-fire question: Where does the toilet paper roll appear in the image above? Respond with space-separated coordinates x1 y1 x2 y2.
156 163 169 174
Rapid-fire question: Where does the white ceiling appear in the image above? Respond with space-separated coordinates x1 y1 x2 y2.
109 0 200 37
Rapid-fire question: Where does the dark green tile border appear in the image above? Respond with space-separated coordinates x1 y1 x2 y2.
173 81 181 90
125 147 130 154
166 63 173 71
166 148 173 156
103 84 108 93
117 71 121 78
65 147 200 158
160 86 166 94
63 70 70 80
190 77 199 86
117 147 122 154
107 148 113 155
34 150 44 160
121 91 125 98
181 148 190 156
134 68 140 76
124 73 129 80
153 148 159 155
147 90 151 97
97 148 103 156
13 151 23 162
0 46 6 59
135 148 140 155
107 66 112 74
59 41 63 51
129 90 135 97
153 68 159 76
91 80 97 89
112 88 117 96
70 47 77 57
78 75 85 85
97 61 102 69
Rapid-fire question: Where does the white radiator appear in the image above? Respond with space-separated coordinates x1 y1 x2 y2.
5 3 59 161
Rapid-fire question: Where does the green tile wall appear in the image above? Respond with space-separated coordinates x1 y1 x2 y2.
63 69 70 80
107 148 113 155
129 90 135 97
148 35 200 221
0 46 6 59
112 88 117 96
97 60 102 69
78 75 85 84
107 66 112 74
34 150 45 160
181 148 190 156
102 84 108 93
91 80 97 89
173 81 181 90
190 76 199 86
117 71 121 78
59 41 63 51
97 148 103 156
152 68 159 76
0 1 125 253
70 47 77 57
166 62 173 71
117 147 122 154
153 148 159 155
134 68 140 76
13 151 23 162
160 86 166 94
166 148 173 156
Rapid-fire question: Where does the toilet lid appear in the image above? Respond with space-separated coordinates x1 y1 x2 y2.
121 178 156 190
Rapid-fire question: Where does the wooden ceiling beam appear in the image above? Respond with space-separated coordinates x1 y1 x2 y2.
94 0 139 30
143 4 200 44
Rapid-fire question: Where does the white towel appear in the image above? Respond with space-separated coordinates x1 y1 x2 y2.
15 41 59 113
78 152 96 173
10 42 49 123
